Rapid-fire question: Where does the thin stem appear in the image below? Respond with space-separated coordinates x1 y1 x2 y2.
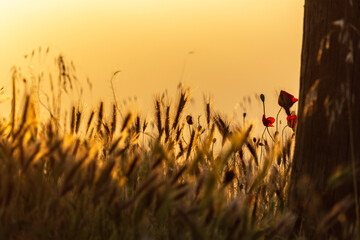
262 101 266 115
276 107 282 133
260 127 266 162
266 127 275 142
181 136 188 145
211 141 214 157
110 71 124 120
261 127 267 148
282 125 288 144
179 51 194 83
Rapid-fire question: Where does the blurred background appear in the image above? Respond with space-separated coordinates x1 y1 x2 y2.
0 0 304 129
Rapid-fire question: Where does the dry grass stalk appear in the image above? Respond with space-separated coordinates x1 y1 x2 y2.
97 102 104 133
111 104 117 136
70 106 75 134
75 109 81 134
11 69 17 136
213 113 230 146
165 105 170 142
186 130 196 160
121 112 132 133
172 90 188 130
155 98 162 137
86 110 95 134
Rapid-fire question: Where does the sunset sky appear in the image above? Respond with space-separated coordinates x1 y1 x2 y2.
0 0 304 128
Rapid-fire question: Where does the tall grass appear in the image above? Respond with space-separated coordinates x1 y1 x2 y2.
0 53 355 240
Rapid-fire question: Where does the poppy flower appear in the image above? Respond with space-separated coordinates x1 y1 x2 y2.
262 114 275 127
286 114 297 131
278 90 298 115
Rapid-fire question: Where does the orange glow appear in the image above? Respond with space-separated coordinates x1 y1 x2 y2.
0 0 304 124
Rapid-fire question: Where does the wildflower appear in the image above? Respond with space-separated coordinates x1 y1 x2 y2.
262 114 275 127
287 114 297 131
278 90 298 115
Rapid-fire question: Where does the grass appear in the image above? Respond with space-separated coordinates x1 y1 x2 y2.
0 52 356 239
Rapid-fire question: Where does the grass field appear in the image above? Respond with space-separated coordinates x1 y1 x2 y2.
0 53 356 239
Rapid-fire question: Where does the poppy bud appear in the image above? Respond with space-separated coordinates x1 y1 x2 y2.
186 115 193 125
260 94 265 103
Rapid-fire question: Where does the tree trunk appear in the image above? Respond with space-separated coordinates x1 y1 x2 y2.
290 0 360 237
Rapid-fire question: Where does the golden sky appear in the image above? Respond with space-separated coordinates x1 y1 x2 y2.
0 0 304 126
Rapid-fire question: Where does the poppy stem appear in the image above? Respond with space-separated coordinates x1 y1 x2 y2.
282 125 288 144
260 127 266 162
266 127 275 142
182 136 188 145
276 107 282 133
262 101 266 115
261 127 266 141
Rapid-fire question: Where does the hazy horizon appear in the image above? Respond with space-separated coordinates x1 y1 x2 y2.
0 0 304 128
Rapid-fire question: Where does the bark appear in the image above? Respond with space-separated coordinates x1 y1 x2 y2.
290 0 360 237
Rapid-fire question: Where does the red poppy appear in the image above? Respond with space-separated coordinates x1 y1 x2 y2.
287 114 297 130
262 114 275 127
278 90 298 115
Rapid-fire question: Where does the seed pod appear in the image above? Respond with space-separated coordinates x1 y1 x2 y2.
186 115 193 125
260 94 265 102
